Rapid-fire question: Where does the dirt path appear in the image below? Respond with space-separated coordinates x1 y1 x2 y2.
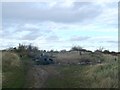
25 64 59 88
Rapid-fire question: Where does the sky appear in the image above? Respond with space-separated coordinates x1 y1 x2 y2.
1 0 119 51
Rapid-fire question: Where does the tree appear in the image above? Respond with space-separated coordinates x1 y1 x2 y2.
98 46 104 52
18 43 26 52
27 44 32 51
103 50 110 54
71 46 83 55
94 46 104 53
60 49 66 53
50 50 54 53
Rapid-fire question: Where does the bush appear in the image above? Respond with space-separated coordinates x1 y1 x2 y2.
103 50 110 54
71 46 82 51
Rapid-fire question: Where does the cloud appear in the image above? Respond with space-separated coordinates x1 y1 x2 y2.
1 1 118 51
21 30 42 40
89 36 118 42
2 2 102 23
45 35 59 42
0 38 33 50
94 2 118 28
106 40 118 44
2 22 53 40
70 36 90 41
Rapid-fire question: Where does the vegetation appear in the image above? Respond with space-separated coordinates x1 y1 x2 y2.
45 55 118 88
2 44 34 88
70 46 83 55
2 51 25 88
2 44 119 88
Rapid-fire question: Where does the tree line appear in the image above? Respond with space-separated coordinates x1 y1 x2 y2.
2 44 119 56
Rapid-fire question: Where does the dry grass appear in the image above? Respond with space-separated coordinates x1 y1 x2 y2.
2 50 118 88
54 51 82 64
44 52 118 88
2 52 21 69
2 51 25 88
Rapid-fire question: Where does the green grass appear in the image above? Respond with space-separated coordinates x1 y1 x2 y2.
2 50 118 88
2 52 25 88
45 56 118 88
45 65 90 88
2 51 32 88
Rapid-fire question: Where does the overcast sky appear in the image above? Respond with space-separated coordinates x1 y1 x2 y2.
1 0 118 51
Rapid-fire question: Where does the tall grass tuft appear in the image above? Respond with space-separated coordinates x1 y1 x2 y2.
2 51 25 88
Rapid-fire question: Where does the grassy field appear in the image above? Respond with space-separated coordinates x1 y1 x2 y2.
53 51 81 64
44 53 118 88
2 50 119 88
45 64 118 88
2 51 33 88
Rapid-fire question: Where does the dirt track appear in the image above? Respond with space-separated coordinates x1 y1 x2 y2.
25 65 59 88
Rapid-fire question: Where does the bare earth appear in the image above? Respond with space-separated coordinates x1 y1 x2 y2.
25 64 59 88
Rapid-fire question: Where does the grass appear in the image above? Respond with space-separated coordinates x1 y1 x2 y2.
2 51 33 88
2 51 25 88
2 50 119 88
45 65 90 88
44 53 118 88
54 51 81 64
85 63 118 88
